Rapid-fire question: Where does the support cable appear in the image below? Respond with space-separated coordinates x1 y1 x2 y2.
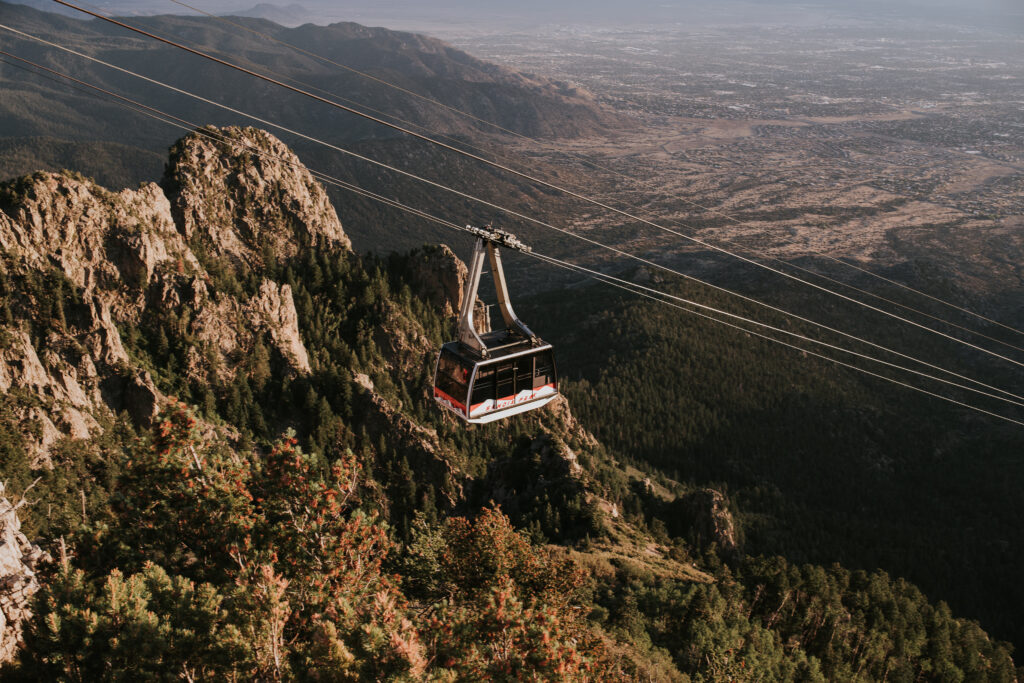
2 50 1022 426
160 0 1024 346
46 0 1024 367
2 28 1022 402
529 253 1024 429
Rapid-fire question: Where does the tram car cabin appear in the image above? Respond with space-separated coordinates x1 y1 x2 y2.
434 339 558 424
432 226 559 424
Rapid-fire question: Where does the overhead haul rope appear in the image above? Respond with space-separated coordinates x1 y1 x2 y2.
3 24 1022 406
77 0 1024 357
3 51 1023 427
529 254 1024 429
164 0 1024 349
48 0 1024 369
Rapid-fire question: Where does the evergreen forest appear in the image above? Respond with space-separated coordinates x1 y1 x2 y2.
0 173 1020 678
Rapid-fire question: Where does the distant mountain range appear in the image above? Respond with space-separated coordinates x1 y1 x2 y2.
0 1 620 248
0 1 612 143
230 3 314 26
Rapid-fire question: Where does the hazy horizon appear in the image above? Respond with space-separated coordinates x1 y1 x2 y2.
9 0 1024 34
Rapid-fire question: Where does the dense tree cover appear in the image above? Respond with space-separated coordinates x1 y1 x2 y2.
8 403 621 680
587 555 1016 681
523 273 1024 657
8 400 1012 680
0 235 1017 679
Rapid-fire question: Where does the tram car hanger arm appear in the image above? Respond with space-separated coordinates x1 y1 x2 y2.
458 227 538 356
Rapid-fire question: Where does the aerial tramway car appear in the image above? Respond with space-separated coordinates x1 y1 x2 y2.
432 226 558 424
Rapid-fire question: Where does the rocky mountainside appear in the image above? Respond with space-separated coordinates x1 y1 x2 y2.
0 125 651 666
0 122 625 504
0 485 49 664
0 127 1016 679
0 127 343 463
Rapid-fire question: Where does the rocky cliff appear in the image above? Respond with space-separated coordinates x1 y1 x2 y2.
679 488 739 557
0 127 348 462
0 122 603 516
0 123 711 548
0 486 49 664
164 126 351 267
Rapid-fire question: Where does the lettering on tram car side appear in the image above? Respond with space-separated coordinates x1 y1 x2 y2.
470 383 556 416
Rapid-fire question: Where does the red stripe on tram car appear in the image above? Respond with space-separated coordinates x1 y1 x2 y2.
433 387 467 413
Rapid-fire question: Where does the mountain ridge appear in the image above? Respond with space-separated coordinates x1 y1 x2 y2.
0 126 1017 679
0 0 618 151
0 0 626 254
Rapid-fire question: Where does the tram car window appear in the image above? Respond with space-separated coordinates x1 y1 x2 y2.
434 347 471 410
471 365 496 406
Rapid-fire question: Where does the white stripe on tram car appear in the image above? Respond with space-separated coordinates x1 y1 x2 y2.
467 394 559 424
469 383 557 419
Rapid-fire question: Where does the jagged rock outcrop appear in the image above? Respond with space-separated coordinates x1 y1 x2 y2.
405 244 468 317
247 280 311 374
349 371 463 509
679 488 739 557
373 299 434 379
164 126 351 268
544 395 600 452
186 277 313 382
403 243 488 333
0 486 50 664
0 172 193 459
0 126 352 460
0 172 196 364
0 328 102 466
0 172 190 295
